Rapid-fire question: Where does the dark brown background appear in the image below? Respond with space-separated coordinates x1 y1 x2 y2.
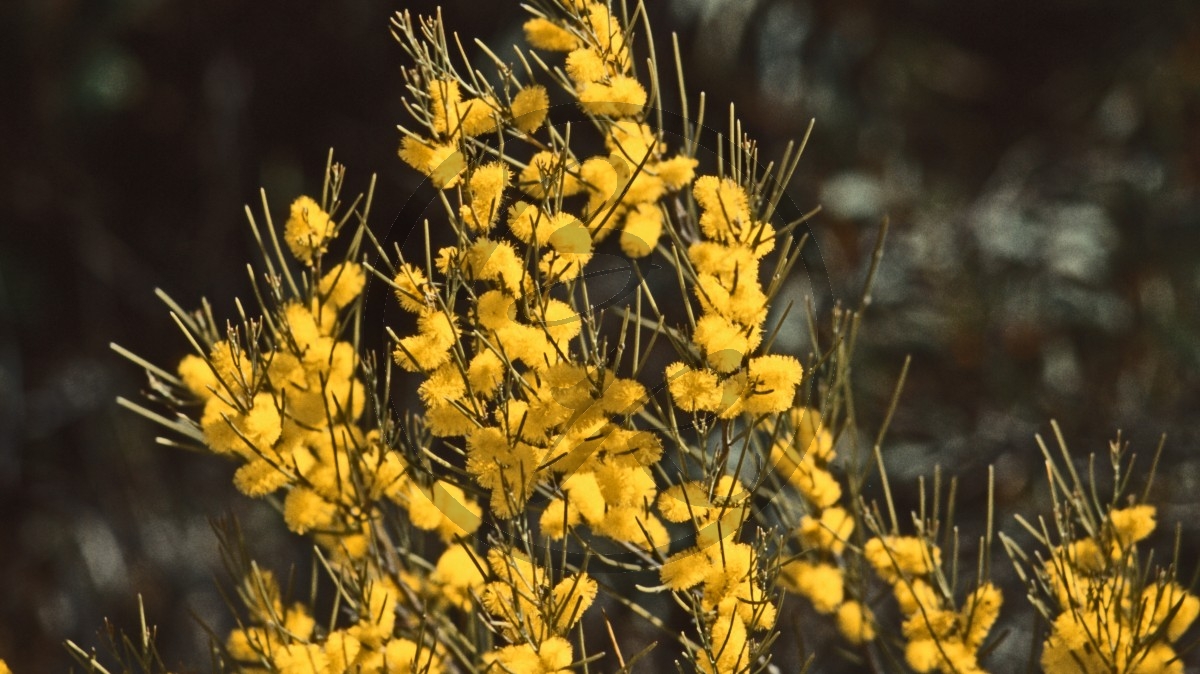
4 0 1200 670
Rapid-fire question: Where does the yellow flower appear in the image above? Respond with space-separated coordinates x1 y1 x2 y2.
274 643 329 674
797 506 854 555
658 477 748 528
693 175 756 246
402 480 482 542
282 302 324 351
417 363 467 405
893 578 942 616
864 536 941 583
538 248 592 284
688 243 762 284
427 79 496 138
282 486 335 534
903 639 942 674
461 162 511 232
785 458 842 509
1109 504 1156 548
606 121 658 163
393 310 458 372
460 98 499 137
432 545 486 610
519 154 583 199
665 362 720 412
466 426 546 518
284 196 335 263
694 314 754 373
1142 582 1200 642
178 353 218 399
434 246 458 274
232 457 290 497
285 603 316 641
837 601 876 645
620 202 662 258
580 155 620 219
324 630 361 673
582 4 628 58
226 625 267 661
464 238 525 291
577 76 647 118
563 471 606 522
962 582 1003 649
1061 537 1107 574
317 262 365 310
1135 643 1185 674
508 200 550 243
779 560 843 614
467 350 505 397
1041 610 1107 674
476 289 517 331
661 547 713 591
538 637 574 672
523 18 580 52
398 136 464 188
484 638 572 674
429 78 462 136
539 298 581 345
616 164 665 206
200 391 282 456
705 613 749 674
551 573 598 632
744 355 803 415
383 638 442 674
511 85 550 133
656 154 699 190
694 274 768 329
565 48 608 85
547 214 592 255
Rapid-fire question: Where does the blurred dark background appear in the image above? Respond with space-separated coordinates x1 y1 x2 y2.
4 0 1200 670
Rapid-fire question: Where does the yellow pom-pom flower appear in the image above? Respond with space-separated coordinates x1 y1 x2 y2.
1109 504 1156 548
744 355 803 415
284 196 335 264
523 18 580 52
837 601 877 645
317 262 365 311
461 162 511 232
620 202 662 258
511 85 550 133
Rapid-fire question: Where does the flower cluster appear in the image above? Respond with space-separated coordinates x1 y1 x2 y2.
225 571 440 674
666 177 801 414
1039 504 1199 674
100 3 1200 674
863 536 1001 674
658 477 776 674
771 408 873 643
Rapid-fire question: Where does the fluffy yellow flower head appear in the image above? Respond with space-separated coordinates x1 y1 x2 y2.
837 601 877 645
744 355 803 415
317 262 365 311
779 560 844 614
398 136 465 189
511 85 550 134
461 162 511 232
523 18 580 52
577 76 647 118
285 196 335 263
797 506 855 555
1109 504 1156 549
864 536 942 583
